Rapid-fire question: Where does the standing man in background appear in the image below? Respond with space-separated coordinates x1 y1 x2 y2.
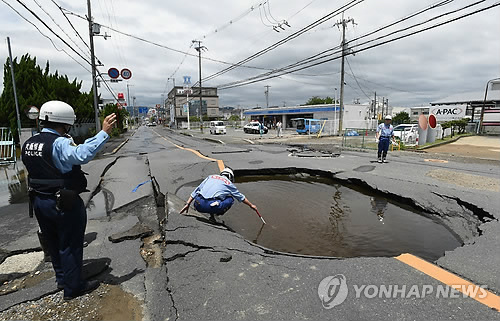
276 120 282 138
22 100 116 300
375 115 396 163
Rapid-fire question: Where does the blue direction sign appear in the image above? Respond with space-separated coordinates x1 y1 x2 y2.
108 67 119 79
183 75 191 85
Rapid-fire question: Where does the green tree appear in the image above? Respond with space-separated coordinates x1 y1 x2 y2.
102 103 129 131
228 115 241 121
0 54 94 139
304 96 336 105
392 111 411 125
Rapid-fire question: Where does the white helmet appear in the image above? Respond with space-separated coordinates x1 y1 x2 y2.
220 167 234 182
385 115 392 120
39 100 76 125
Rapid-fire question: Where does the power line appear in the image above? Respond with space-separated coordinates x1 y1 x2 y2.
31 0 91 60
10 0 91 65
345 57 371 100
230 0 460 86
49 0 90 51
201 0 366 83
1 0 91 73
216 1 499 89
198 1 267 39
62 8 272 71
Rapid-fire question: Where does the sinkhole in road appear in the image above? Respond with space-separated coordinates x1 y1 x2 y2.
178 173 462 261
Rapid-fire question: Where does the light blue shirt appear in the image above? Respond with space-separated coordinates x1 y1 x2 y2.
191 175 246 202
377 123 394 137
43 128 109 174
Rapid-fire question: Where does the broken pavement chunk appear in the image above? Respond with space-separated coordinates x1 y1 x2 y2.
108 223 154 243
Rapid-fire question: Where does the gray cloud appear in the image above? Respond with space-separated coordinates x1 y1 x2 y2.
1 0 498 109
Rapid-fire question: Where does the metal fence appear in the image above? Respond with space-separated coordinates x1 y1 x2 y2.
342 128 379 149
0 127 16 165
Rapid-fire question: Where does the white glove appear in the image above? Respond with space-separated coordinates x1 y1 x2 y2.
376 139 380 143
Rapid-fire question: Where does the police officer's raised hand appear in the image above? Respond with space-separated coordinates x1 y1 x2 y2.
102 113 117 135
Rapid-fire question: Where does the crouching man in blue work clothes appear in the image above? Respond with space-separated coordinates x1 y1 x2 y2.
179 167 259 221
375 115 397 163
22 100 116 300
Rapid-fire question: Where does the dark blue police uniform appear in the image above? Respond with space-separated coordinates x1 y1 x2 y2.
22 129 107 298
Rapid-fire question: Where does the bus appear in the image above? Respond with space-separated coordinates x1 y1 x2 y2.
292 118 322 134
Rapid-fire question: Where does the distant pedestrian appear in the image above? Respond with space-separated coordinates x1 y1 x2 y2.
276 121 282 137
259 121 264 138
375 115 396 163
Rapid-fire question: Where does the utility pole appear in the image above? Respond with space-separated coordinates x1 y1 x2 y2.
126 83 131 111
193 40 206 120
373 91 377 120
168 77 176 127
87 0 101 131
264 85 271 108
6 37 21 139
381 97 385 119
334 13 355 132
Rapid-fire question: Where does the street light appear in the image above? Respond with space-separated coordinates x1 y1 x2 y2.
477 78 500 134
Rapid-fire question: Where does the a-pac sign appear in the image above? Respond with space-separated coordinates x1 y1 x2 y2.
431 105 466 121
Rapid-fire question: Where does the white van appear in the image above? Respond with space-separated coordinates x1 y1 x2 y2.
210 121 226 135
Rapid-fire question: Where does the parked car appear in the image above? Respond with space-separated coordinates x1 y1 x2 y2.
210 121 226 135
393 124 417 143
244 122 268 134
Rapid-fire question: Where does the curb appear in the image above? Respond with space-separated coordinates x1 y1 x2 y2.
107 138 129 155
202 137 225 145
416 134 472 150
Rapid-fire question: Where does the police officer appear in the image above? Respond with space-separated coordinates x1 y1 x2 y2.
22 100 116 300
179 167 259 221
375 115 396 163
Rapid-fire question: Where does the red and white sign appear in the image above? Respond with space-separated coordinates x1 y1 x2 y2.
121 68 132 80
118 93 125 99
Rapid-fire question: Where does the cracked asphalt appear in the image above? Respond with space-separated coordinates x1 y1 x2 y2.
0 125 499 320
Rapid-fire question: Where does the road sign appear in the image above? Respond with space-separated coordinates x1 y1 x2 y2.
183 104 188 113
27 106 39 120
183 75 191 85
108 67 119 79
121 68 132 80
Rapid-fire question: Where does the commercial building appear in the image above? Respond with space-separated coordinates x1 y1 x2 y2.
243 104 376 130
166 86 219 125
430 90 500 134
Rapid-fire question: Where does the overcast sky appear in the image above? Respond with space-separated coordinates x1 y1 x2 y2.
1 0 499 108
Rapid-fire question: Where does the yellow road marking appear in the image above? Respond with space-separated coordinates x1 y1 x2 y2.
155 129 498 311
153 130 225 171
395 253 500 311
424 159 449 163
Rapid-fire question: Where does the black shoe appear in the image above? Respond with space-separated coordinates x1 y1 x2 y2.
377 157 382 163
63 280 100 301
